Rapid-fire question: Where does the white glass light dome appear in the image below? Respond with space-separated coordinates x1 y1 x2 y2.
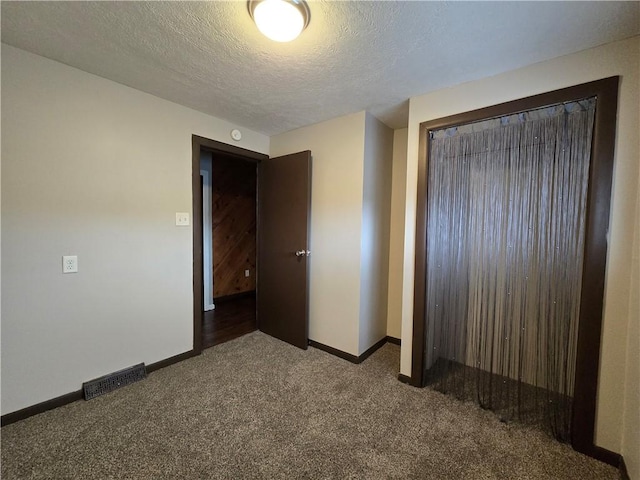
248 0 310 43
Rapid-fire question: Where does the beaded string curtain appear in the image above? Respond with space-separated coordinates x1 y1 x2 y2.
423 98 596 442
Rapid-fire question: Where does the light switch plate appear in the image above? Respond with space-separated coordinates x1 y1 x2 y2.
63 255 78 273
175 212 190 226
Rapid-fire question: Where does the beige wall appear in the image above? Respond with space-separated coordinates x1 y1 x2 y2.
270 112 366 356
622 138 640 477
270 112 394 356
1 45 269 415
386 128 408 340
359 113 393 354
400 36 640 458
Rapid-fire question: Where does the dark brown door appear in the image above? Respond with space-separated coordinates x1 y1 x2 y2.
257 151 311 349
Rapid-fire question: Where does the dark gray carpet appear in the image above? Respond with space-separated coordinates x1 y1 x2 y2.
1 332 619 479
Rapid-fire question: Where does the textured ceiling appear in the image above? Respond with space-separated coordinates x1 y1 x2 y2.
2 1 639 135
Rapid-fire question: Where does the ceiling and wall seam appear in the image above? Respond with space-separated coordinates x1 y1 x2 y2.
2 2 638 136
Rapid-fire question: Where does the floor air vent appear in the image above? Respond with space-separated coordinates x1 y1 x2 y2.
83 363 147 400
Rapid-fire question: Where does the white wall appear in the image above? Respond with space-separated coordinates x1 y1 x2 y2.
399 36 640 460
386 128 407 340
358 113 393 354
270 112 366 356
1 45 269 415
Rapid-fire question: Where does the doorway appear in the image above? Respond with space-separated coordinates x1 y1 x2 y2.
192 135 312 355
191 135 268 355
200 150 258 349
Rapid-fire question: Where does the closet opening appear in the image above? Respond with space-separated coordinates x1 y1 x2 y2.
410 77 619 461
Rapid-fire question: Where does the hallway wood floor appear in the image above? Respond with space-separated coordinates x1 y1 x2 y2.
202 294 256 349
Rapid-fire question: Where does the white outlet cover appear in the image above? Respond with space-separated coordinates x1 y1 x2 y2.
175 212 190 226
62 255 78 273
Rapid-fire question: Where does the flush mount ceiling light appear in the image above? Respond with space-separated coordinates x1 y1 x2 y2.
248 0 311 43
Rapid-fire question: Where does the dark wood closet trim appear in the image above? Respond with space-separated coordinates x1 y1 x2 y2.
585 445 622 469
358 337 389 362
0 390 83 427
309 336 399 364
146 349 198 374
309 340 361 363
192 135 268 354
410 77 620 463
620 456 631 480
193 134 268 162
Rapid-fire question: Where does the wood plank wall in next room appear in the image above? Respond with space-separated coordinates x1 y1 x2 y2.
211 155 257 299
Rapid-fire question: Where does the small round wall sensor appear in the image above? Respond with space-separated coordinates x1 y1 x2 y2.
231 129 242 141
